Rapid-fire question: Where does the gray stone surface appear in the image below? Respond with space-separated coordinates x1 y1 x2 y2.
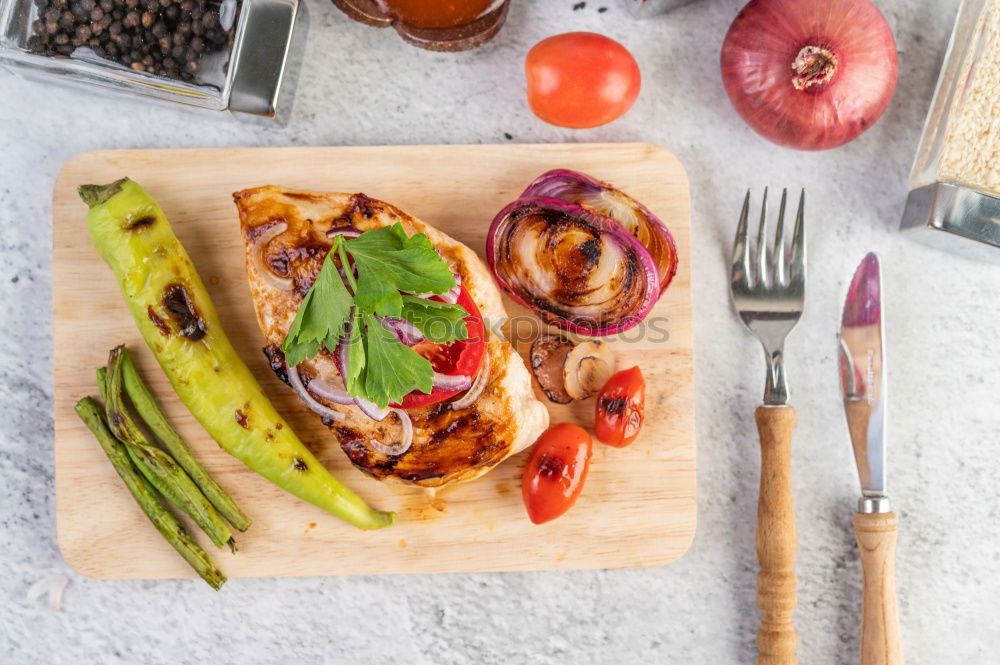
2 0 999 662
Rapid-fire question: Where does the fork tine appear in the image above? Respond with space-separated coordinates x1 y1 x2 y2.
774 188 788 285
789 189 806 283
731 190 752 287
756 187 769 286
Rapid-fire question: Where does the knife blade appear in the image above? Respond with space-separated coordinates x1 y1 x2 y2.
839 252 904 665
838 252 889 512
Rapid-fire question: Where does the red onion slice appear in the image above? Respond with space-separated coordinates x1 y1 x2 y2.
521 169 678 295
451 347 491 411
253 222 294 291
441 273 462 304
368 408 413 456
432 371 473 392
378 316 424 346
287 365 346 423
304 376 354 406
354 396 390 422
487 197 659 336
327 227 362 239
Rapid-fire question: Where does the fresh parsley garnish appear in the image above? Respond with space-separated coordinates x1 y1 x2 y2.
281 223 469 408
346 224 457 318
359 312 434 405
281 250 354 368
399 295 469 344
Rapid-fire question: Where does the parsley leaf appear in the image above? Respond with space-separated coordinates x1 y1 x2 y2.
281 249 353 367
281 224 472 407
344 308 365 396
360 313 434 408
346 223 456 317
399 295 469 344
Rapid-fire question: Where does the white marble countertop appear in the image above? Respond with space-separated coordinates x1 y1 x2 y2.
4 0 1000 662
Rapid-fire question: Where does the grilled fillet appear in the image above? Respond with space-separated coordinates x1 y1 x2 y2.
234 186 549 487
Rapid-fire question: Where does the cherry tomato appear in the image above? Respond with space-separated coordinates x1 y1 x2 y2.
395 286 486 410
525 32 641 129
594 366 645 447
521 423 593 525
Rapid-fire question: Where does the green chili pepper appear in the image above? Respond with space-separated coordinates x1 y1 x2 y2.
80 178 395 531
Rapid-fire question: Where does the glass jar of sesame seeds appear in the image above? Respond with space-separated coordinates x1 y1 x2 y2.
903 0 1000 258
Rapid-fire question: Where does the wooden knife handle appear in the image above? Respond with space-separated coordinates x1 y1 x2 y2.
854 511 903 665
754 405 798 665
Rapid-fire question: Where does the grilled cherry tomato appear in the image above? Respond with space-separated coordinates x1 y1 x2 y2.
525 32 641 129
594 366 645 447
396 285 486 410
521 423 593 524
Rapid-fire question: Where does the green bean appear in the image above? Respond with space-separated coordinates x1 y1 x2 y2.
119 348 251 531
74 397 226 590
105 346 235 552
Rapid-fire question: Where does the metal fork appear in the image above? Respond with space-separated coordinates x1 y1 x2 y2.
730 188 806 665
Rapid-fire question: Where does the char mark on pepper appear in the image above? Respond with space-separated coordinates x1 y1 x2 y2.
163 283 207 341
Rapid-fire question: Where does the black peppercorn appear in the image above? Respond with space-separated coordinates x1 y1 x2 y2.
28 0 240 83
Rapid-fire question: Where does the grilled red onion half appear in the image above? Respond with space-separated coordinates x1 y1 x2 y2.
487 197 659 335
521 169 678 295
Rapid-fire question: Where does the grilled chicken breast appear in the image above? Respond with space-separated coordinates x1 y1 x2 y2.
234 186 549 488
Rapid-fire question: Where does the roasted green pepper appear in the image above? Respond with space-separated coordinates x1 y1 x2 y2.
80 178 394 530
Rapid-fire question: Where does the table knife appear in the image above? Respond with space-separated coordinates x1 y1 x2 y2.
838 252 903 665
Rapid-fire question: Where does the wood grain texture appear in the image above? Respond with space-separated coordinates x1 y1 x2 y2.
754 405 798 665
854 511 903 665
52 143 695 580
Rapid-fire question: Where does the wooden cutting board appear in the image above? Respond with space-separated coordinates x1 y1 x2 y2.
52 143 695 580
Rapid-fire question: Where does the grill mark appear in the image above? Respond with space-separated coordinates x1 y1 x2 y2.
125 215 156 230
162 284 206 341
263 345 289 385
147 306 170 336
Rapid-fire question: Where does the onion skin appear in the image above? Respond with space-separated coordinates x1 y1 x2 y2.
720 0 898 151
520 169 678 295
487 197 659 336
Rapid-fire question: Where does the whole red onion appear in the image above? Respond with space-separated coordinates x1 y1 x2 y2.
720 0 898 151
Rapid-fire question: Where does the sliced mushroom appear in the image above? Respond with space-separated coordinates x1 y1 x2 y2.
563 340 615 400
529 335 575 404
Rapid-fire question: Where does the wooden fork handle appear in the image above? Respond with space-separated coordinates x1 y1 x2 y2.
854 511 903 665
754 405 798 665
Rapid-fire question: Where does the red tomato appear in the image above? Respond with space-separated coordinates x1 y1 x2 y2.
521 423 593 525
525 32 641 129
395 286 486 410
594 366 645 447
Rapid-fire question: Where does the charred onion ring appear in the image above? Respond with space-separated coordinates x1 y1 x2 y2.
520 169 678 295
487 197 659 336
